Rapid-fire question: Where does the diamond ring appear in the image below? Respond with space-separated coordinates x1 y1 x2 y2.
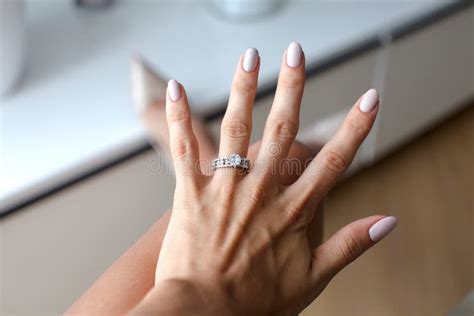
212 153 250 171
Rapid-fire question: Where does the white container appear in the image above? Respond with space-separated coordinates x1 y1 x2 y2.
0 0 26 96
213 0 281 19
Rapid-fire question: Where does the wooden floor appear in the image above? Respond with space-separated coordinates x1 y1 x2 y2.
303 104 474 316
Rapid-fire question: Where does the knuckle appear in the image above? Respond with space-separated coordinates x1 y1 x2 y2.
223 119 250 140
232 79 256 96
173 138 194 159
168 109 189 124
279 74 304 92
345 117 369 140
338 229 364 265
322 150 348 175
269 119 298 141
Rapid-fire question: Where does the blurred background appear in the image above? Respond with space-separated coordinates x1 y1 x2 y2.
0 0 473 315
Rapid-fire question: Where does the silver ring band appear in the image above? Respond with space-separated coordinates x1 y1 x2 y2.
212 153 250 171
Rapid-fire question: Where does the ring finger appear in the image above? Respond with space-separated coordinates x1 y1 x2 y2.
216 48 260 178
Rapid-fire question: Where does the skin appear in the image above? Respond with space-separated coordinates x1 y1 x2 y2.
67 45 383 315
66 56 321 314
130 49 386 315
66 141 320 315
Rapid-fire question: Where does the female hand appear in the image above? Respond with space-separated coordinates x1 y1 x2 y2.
132 43 397 315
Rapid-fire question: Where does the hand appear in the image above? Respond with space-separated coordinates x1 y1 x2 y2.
133 43 397 315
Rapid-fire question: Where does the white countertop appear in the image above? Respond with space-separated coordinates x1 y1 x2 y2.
0 0 456 213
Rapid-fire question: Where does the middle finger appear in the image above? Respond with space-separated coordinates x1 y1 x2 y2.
255 42 305 181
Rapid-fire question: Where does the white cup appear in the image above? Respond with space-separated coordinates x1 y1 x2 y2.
213 0 282 19
0 0 26 96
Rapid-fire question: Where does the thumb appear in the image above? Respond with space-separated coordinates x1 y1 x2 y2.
311 215 398 281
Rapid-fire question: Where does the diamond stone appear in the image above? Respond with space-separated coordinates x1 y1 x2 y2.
229 154 241 166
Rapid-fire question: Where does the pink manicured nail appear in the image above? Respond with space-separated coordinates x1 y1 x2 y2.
369 216 398 242
167 79 181 102
287 41 303 68
359 89 379 113
243 48 259 72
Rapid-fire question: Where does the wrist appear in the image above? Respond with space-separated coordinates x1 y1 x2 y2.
130 278 237 316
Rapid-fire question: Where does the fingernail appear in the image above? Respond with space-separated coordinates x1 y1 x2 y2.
287 41 303 68
369 216 398 242
359 89 379 113
243 48 259 72
167 79 181 102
